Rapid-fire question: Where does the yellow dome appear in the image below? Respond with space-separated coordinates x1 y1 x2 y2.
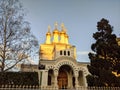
46 25 51 35
65 33 68 38
60 30 66 34
47 30 51 34
46 32 51 35
53 29 59 34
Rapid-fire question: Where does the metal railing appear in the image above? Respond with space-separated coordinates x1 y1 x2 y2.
77 86 120 90
0 85 120 90
0 85 39 90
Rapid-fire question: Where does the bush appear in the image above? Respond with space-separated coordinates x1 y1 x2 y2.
0 72 39 85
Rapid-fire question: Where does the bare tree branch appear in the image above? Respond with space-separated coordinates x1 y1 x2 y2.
0 0 39 72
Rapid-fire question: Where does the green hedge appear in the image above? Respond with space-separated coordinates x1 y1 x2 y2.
0 72 39 85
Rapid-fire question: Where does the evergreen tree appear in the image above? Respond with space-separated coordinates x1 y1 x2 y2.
87 18 120 86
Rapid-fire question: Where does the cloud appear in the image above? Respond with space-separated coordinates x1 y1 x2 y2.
77 51 89 55
76 51 91 62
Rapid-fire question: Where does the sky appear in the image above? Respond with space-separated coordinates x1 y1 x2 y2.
20 0 120 63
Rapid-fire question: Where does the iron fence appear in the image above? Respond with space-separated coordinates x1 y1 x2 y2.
0 85 120 90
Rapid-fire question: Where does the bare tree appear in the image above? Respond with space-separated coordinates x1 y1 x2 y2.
0 0 39 72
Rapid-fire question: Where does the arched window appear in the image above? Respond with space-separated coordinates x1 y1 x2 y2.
64 51 66 55
68 51 70 56
60 50 62 55
48 75 51 85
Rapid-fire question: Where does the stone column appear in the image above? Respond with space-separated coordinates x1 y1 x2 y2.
42 70 48 87
45 70 48 86
38 70 48 89
75 71 79 88
83 73 88 87
38 70 42 86
68 71 73 88
54 70 58 88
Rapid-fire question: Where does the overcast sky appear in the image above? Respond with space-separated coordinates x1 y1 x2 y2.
20 0 120 63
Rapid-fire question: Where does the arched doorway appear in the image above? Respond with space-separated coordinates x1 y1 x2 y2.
58 65 74 89
78 71 84 86
48 69 54 85
58 70 68 89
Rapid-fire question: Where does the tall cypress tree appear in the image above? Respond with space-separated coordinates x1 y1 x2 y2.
87 18 120 86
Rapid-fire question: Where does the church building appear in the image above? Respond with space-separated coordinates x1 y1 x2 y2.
38 22 89 89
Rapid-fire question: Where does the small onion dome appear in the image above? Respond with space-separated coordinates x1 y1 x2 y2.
46 25 51 35
53 29 59 34
53 22 59 34
46 30 51 35
60 23 66 34
65 34 69 38
60 29 66 34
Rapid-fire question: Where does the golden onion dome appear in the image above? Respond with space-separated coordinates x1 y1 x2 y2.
60 23 66 34
53 29 59 34
53 22 59 34
46 31 51 35
60 30 66 34
46 25 51 35
65 33 69 38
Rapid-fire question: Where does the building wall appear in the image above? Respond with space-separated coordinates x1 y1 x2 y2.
39 23 76 60
20 64 38 72
21 23 90 89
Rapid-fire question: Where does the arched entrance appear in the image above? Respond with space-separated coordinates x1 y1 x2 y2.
58 65 74 89
58 70 68 89
48 69 54 85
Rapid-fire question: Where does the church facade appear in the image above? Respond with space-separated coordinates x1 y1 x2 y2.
39 23 89 89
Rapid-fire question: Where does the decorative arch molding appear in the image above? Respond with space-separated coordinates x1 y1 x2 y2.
45 57 88 76
46 65 55 70
45 56 76 70
55 60 88 76
78 67 88 76
55 60 76 72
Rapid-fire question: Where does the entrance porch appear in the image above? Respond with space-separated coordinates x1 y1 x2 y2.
39 64 87 89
